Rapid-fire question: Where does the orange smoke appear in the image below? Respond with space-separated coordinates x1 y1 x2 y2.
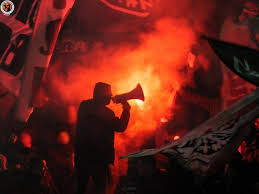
47 17 196 187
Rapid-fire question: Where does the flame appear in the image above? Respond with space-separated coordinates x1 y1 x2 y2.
47 17 196 189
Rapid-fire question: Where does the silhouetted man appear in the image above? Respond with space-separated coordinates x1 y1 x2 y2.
75 82 131 194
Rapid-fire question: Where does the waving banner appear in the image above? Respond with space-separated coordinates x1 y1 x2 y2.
0 0 75 122
122 88 259 176
204 36 259 87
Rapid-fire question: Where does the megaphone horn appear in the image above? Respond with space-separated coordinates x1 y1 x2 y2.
112 84 145 104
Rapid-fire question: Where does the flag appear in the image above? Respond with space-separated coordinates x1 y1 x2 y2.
204 36 259 87
0 0 75 122
121 88 259 176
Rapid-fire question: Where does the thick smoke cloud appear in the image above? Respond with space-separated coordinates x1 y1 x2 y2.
48 15 196 153
45 0 242 191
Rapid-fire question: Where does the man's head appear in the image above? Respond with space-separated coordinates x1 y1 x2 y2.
93 82 112 105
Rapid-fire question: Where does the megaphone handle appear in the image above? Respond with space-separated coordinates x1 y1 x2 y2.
122 101 131 111
112 95 123 104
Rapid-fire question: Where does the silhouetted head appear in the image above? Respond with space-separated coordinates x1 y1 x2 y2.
93 82 112 105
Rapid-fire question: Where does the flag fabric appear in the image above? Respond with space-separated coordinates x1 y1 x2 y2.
204 36 259 87
121 88 259 176
0 0 75 122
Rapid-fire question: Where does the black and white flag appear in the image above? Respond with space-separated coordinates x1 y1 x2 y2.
205 36 259 87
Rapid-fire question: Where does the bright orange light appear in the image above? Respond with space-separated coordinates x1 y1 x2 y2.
187 52 196 68
173 135 180 140
135 99 145 109
48 18 196 189
160 117 168 123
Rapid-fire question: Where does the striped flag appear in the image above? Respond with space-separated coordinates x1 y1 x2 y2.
0 0 75 122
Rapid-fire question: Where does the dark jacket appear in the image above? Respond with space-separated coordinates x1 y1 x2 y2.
75 99 130 165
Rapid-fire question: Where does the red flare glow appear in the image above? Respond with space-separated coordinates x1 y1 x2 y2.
47 18 196 190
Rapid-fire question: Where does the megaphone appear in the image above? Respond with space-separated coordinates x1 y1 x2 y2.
112 84 145 104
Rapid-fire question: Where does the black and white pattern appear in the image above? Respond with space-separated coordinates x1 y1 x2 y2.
0 0 75 122
122 88 259 176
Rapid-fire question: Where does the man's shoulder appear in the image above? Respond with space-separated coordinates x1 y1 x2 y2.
104 107 116 117
78 99 96 116
79 99 93 107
